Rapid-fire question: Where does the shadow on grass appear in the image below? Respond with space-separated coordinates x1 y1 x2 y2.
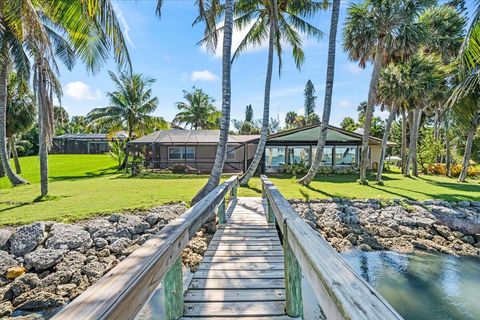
49 166 118 182
0 195 68 213
417 176 480 192
305 184 335 198
269 173 402 184
113 172 211 180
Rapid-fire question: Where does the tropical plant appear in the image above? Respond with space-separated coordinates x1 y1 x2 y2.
285 111 297 128
299 0 340 185
109 138 127 168
236 0 327 186
343 0 430 183
173 87 220 129
6 73 36 174
340 117 357 132
87 71 164 169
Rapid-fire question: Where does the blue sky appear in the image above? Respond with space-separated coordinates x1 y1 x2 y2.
57 0 473 128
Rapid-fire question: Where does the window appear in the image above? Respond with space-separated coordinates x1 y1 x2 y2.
287 146 310 165
312 146 333 166
168 146 195 160
227 146 236 160
265 147 286 167
334 146 357 165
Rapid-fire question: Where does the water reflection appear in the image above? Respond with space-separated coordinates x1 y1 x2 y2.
342 250 480 320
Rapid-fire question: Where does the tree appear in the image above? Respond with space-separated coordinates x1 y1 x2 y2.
109 139 127 168
6 73 36 174
343 0 429 183
285 111 297 128
340 117 358 131
299 0 341 185
236 0 327 186
304 80 316 116
174 87 220 129
245 104 254 122
87 71 163 169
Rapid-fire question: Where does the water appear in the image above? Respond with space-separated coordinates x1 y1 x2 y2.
341 250 480 320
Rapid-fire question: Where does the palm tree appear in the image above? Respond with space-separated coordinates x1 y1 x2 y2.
87 71 163 169
299 0 340 186
343 0 429 183
235 0 326 186
173 87 220 129
285 111 297 128
6 73 36 174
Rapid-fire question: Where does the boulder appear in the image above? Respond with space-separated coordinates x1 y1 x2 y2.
81 261 106 279
0 301 13 317
13 290 65 311
24 249 64 271
0 250 19 276
144 213 160 226
358 234 384 250
55 251 86 272
10 273 40 297
117 215 150 235
9 222 45 256
0 228 12 249
41 271 72 287
109 237 131 254
45 223 92 250
6 266 26 279
187 238 208 255
86 219 116 238
56 283 77 297
94 238 108 249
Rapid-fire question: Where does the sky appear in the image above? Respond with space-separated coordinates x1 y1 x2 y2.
57 0 475 128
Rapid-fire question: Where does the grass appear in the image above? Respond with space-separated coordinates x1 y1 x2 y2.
1 154 479 226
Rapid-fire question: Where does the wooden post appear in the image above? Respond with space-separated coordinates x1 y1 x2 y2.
267 200 275 224
217 197 226 224
230 182 237 198
283 223 303 318
164 258 183 320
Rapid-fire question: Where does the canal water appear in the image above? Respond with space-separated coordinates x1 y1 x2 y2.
341 250 480 320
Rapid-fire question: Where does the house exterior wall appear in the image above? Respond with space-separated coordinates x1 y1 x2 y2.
369 145 382 170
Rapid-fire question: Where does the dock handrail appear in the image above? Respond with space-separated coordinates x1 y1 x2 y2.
53 176 238 320
260 175 403 320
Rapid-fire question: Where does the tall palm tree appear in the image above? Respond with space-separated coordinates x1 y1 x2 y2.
173 87 220 129
87 71 163 168
233 0 326 185
343 0 429 183
6 72 36 174
299 0 340 186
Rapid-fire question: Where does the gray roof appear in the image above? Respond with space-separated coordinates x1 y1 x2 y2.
54 132 128 140
131 130 259 144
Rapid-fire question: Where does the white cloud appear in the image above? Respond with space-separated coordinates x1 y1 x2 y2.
337 99 354 108
64 81 102 101
112 3 133 47
190 70 218 81
345 63 363 75
270 86 304 99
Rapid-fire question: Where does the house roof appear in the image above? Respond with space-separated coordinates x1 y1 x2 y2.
54 132 128 140
131 130 260 144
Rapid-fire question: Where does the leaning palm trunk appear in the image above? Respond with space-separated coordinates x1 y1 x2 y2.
0 48 27 186
444 115 451 177
240 0 278 186
458 126 476 182
359 45 384 183
376 105 398 182
400 108 407 174
0 158 4 178
299 0 340 186
191 0 234 204
9 137 21 174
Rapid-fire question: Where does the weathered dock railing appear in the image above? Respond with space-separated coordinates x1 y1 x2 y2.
53 176 238 320
260 175 403 320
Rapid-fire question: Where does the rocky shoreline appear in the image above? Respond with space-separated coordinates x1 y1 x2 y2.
0 204 194 319
292 199 480 257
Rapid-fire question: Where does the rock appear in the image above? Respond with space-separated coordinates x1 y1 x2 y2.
81 261 105 279
412 240 429 250
24 249 64 271
117 215 150 235
56 283 77 297
453 231 464 238
358 244 372 252
108 214 120 223
9 222 46 256
462 235 475 245
0 228 12 249
458 201 470 207
144 213 160 226
94 238 108 249
187 238 208 255
13 290 65 310
55 251 86 272
6 266 26 279
358 234 384 250
41 271 72 287
0 301 13 317
10 273 40 297
377 227 400 238
109 237 131 254
45 223 92 250
434 224 453 239
123 244 140 256
86 219 116 238
0 250 19 276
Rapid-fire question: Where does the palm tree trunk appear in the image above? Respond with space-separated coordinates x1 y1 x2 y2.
299 0 340 186
191 0 233 204
401 107 407 174
120 127 132 171
412 108 422 176
8 137 21 174
405 109 414 175
445 116 451 177
0 46 27 186
458 125 476 182
406 108 420 176
359 45 384 183
240 0 278 186
376 105 398 182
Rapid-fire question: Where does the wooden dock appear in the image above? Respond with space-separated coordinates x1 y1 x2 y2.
183 197 290 319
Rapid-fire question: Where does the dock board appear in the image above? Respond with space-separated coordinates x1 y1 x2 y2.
182 197 290 319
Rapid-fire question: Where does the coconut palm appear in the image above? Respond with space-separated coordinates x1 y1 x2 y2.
231 0 326 186
343 0 430 183
6 72 36 174
87 71 165 168
299 0 340 186
173 87 220 129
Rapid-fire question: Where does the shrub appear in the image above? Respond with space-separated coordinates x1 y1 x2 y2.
427 163 446 175
282 162 309 176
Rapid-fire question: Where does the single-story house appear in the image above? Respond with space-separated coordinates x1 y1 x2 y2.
51 132 128 154
129 124 395 174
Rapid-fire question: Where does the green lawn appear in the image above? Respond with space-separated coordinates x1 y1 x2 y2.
1 154 479 226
